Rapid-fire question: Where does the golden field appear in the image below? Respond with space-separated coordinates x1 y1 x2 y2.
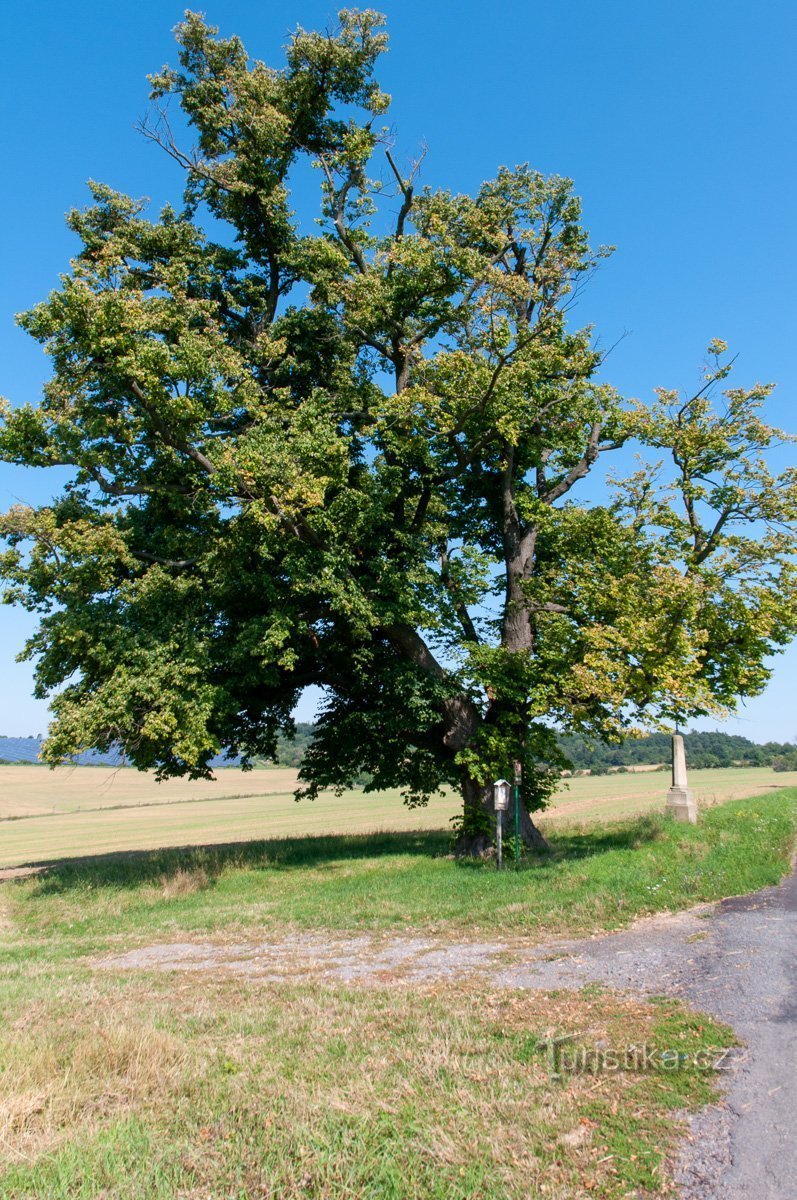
1 762 795 869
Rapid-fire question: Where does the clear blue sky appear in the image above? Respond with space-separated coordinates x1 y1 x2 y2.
1 0 795 741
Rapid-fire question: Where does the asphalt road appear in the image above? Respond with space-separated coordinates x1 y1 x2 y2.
673 873 797 1199
489 870 797 1199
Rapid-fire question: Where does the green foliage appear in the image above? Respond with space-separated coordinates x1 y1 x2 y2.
1 12 795 835
448 803 494 850
269 722 316 767
268 724 795 777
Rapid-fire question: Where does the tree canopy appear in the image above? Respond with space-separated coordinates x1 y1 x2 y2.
1 11 795 849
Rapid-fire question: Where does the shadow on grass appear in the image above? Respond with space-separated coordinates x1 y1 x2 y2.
545 813 667 862
19 813 668 896
25 829 451 895
457 813 667 873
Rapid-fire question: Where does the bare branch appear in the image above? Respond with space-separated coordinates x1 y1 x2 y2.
384 146 424 245
439 545 481 643
318 154 368 274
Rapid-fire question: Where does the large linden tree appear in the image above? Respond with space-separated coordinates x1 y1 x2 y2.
2 12 795 850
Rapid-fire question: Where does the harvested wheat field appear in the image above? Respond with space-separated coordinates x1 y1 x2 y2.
1 763 795 870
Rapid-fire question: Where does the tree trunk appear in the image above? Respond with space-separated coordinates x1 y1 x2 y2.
455 773 548 857
516 799 549 853
455 776 494 856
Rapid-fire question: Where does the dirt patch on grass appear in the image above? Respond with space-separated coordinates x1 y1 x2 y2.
0 865 45 884
94 932 509 985
92 901 719 989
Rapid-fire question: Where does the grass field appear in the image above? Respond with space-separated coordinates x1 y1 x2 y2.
0 978 737 1199
3 769 797 1198
2 790 796 1197
2 763 795 870
12 791 797 942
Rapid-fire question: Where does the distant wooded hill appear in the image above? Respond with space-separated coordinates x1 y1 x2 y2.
0 737 238 769
2 726 795 773
557 730 797 773
270 726 797 773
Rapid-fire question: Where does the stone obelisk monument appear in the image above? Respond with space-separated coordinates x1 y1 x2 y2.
666 734 697 823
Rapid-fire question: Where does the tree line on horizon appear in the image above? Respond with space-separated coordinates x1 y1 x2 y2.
265 725 797 774
2 726 795 774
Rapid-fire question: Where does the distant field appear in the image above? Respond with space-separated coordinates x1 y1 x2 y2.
546 765 797 822
2 763 796 869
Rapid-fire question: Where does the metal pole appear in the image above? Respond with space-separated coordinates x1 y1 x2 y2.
497 809 503 870
513 759 521 870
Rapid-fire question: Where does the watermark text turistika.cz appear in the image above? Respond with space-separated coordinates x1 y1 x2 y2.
539 1033 737 1080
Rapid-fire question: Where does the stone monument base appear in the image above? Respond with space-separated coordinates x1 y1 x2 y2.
666 785 697 824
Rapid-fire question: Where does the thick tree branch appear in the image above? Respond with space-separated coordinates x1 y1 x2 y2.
539 424 625 505
85 465 193 499
383 622 448 679
384 623 480 752
692 505 747 565
439 546 480 644
128 380 217 476
408 484 432 531
265 493 324 548
500 443 521 558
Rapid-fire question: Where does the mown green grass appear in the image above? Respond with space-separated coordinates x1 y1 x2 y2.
5 789 796 960
0 969 736 1200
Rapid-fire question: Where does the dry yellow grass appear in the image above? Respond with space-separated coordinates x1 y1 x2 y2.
543 765 797 823
0 767 458 869
0 764 300 819
0 971 734 1197
0 1010 191 1165
1 763 795 870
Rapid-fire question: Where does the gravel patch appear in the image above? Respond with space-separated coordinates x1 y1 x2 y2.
95 933 508 984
